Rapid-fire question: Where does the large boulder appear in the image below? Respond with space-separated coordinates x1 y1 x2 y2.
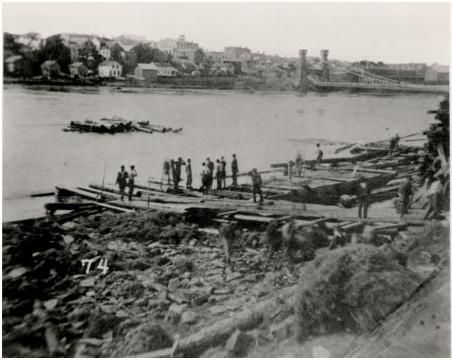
294 244 421 342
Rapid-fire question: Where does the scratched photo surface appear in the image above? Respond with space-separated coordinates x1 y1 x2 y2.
2 2 450 358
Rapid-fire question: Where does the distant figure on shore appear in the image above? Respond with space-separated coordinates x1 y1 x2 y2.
315 143 323 170
221 156 227 188
398 176 413 219
295 153 304 177
250 168 264 204
356 176 370 219
128 165 137 201
216 159 222 190
231 154 239 187
206 157 214 191
389 134 400 155
163 160 171 185
186 158 192 190
201 162 209 194
116 165 129 201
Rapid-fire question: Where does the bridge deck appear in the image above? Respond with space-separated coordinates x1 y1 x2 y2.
308 76 449 94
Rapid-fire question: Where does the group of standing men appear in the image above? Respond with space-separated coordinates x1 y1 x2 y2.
163 157 188 190
163 154 239 194
200 154 239 194
115 165 138 201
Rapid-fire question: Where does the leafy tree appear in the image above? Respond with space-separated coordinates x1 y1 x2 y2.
110 43 124 64
194 49 206 65
78 40 103 69
39 35 71 73
132 43 153 63
3 32 24 58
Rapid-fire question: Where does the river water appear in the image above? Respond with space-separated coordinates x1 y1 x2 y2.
2 84 442 221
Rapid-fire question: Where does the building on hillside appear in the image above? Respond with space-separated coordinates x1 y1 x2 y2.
4 55 24 76
353 61 427 83
425 64 449 84
16 32 43 50
41 60 61 79
153 63 178 77
157 35 199 62
206 51 226 63
69 62 89 77
60 33 101 62
98 60 123 79
224 46 251 62
99 46 111 60
134 63 158 82
211 62 235 76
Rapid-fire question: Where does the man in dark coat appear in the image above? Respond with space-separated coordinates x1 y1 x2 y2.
186 158 192 190
356 176 371 219
231 154 239 187
206 157 214 191
116 165 129 201
250 168 264 204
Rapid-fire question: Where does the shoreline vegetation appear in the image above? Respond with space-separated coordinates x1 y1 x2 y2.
4 78 444 97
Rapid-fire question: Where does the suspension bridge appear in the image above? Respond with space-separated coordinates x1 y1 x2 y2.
299 49 449 94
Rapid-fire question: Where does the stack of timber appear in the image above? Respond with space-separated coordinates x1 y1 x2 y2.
135 121 183 134
63 116 182 135
63 118 133 134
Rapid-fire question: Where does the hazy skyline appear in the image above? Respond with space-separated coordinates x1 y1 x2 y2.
3 2 449 64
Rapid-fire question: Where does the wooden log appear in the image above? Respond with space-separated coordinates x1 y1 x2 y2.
334 143 356 154
224 169 283 179
55 186 115 201
160 285 297 357
233 214 278 224
30 190 55 197
270 150 388 169
44 202 96 214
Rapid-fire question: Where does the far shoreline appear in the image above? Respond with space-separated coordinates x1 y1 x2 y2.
3 80 444 98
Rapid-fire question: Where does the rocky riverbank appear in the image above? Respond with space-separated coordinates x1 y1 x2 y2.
2 206 449 357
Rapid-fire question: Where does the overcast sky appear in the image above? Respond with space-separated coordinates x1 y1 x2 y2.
2 2 449 64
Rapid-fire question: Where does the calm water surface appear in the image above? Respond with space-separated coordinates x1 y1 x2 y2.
3 85 442 221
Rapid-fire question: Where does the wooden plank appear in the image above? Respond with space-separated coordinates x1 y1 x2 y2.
55 186 114 201
233 214 277 223
30 191 55 198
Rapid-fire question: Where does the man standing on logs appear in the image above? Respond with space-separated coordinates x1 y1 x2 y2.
163 160 171 185
221 156 227 189
206 157 214 191
115 165 128 201
312 144 323 170
128 165 137 201
170 159 178 190
215 159 222 190
186 158 192 190
356 176 370 219
250 168 264 204
200 162 209 195
231 154 239 187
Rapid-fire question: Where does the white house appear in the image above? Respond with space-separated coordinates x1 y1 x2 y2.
151 62 178 77
98 60 122 79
